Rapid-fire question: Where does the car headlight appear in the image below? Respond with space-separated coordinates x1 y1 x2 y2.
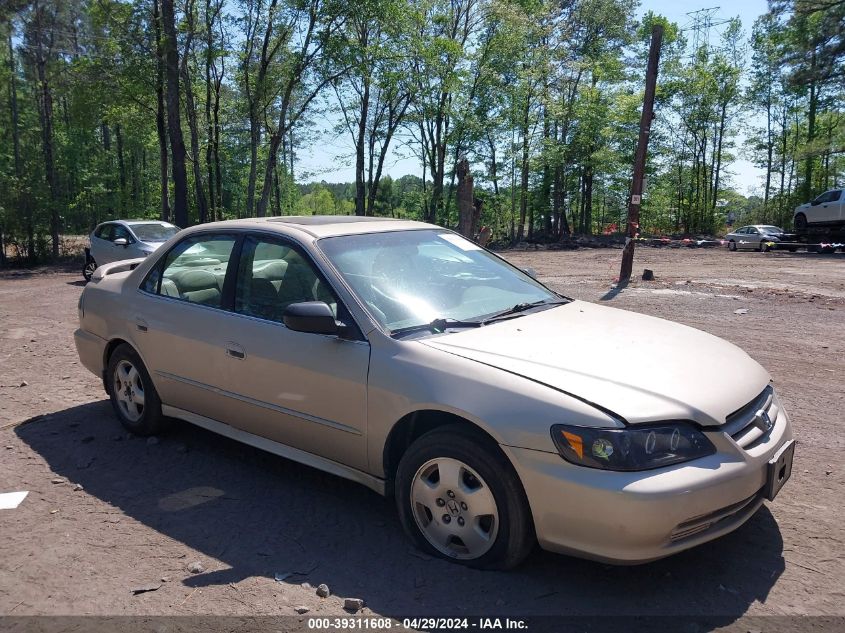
550 422 716 471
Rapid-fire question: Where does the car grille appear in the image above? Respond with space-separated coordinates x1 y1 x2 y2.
722 386 778 450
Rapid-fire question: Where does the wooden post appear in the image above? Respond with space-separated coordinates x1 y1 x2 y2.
619 25 663 283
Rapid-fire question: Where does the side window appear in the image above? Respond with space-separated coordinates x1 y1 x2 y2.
141 234 236 308
235 236 338 323
832 190 843 202
94 225 110 239
112 225 132 242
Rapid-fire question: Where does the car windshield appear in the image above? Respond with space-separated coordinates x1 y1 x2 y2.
130 223 179 242
759 226 783 233
318 229 564 333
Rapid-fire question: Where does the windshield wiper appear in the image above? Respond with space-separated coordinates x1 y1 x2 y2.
481 298 570 325
390 317 482 338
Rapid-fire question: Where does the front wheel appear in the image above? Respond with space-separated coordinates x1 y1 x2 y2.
106 344 168 436
795 213 808 231
83 258 97 282
728 240 737 252
396 425 535 570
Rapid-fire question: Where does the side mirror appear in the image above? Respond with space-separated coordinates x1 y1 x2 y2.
523 267 538 280
283 301 346 336
113 237 129 246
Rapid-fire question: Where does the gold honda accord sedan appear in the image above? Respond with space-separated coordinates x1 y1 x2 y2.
74 216 794 569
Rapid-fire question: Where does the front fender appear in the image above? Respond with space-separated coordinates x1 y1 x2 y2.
365 335 618 477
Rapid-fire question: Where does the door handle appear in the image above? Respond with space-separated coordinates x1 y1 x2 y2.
226 342 245 359
136 318 148 333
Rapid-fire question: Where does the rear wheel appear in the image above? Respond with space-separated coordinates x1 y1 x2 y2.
106 344 168 436
83 259 97 282
794 213 808 231
396 425 535 570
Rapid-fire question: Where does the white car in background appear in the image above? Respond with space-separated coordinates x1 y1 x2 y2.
794 189 844 230
84 220 179 281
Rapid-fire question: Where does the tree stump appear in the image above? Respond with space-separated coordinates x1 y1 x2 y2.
456 157 477 238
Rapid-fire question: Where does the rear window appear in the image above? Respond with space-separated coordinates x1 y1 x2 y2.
131 223 179 242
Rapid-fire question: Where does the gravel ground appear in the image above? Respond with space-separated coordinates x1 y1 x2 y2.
0 247 843 623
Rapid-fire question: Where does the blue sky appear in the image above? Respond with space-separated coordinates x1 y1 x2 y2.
297 0 771 196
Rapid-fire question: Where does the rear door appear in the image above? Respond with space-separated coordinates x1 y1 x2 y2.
135 232 241 423
221 234 370 471
833 190 844 222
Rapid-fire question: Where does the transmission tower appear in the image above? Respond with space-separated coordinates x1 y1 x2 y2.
683 7 731 55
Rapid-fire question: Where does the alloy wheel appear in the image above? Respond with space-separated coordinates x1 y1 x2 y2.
113 359 145 422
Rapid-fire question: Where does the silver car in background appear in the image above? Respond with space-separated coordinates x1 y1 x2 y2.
84 220 179 281
725 225 786 252
74 217 794 569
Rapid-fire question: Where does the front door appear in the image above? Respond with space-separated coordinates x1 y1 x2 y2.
815 190 841 223
222 235 370 471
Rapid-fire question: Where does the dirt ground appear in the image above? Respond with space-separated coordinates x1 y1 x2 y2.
1 247 843 625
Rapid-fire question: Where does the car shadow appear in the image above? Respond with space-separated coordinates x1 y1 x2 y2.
16 401 785 621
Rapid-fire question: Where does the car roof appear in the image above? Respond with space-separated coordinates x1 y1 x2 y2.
98 219 174 227
184 216 441 239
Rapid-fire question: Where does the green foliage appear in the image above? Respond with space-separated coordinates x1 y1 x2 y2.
1 0 842 264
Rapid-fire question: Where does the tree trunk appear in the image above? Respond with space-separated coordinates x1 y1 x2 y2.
456 157 475 237
803 52 817 200
246 108 260 217
161 0 189 227
153 0 170 222
6 29 24 263
181 32 209 225
115 123 127 212
33 6 59 257
763 87 773 222
355 79 370 216
583 159 594 236
516 97 530 243
205 0 217 221
257 130 283 217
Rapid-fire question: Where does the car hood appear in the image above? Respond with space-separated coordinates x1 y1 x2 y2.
421 301 770 426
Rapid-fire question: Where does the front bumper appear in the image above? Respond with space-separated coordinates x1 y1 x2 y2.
503 397 794 564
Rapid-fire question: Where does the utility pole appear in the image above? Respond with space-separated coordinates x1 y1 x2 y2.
619 25 663 283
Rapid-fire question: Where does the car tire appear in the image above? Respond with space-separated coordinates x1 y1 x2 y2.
106 343 168 436
395 424 535 570
788 247 798 253
83 259 97 282
728 240 736 251
795 213 808 231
